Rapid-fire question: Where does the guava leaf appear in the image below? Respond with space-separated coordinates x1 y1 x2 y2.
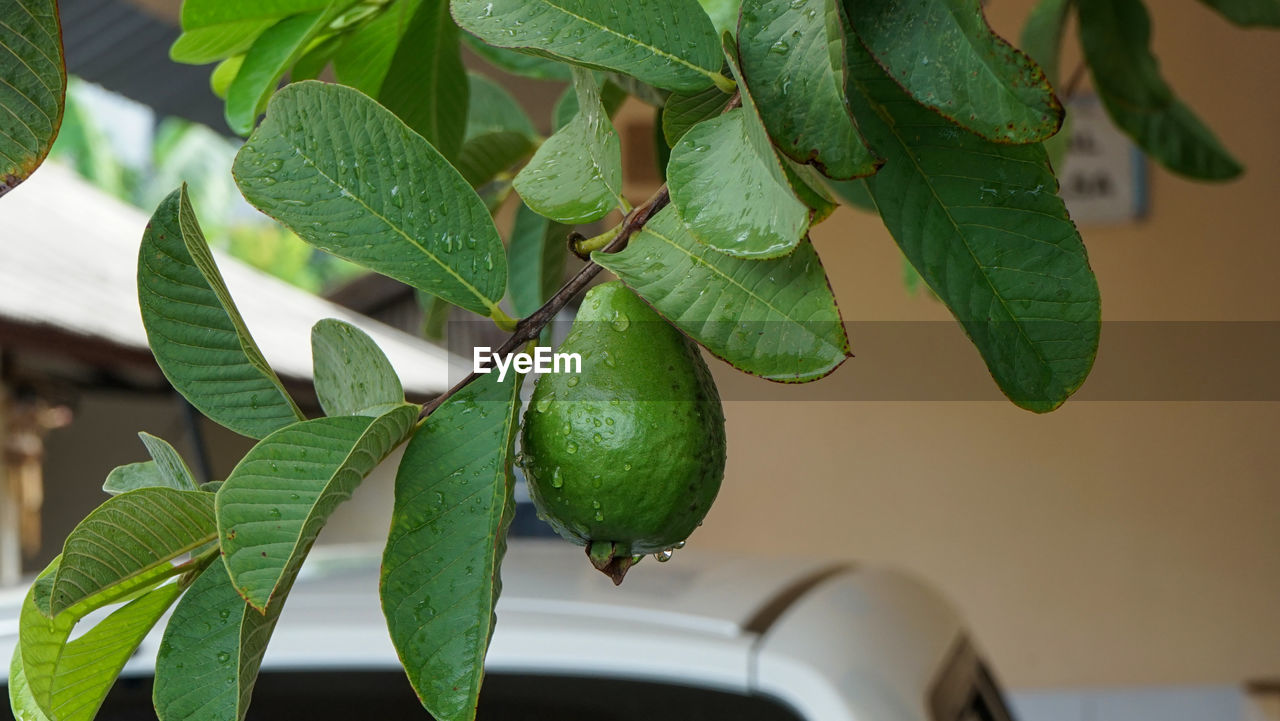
662 85 732 147
1077 0 1243 180
451 0 725 92
507 203 570 318
138 187 305 439
594 206 849 382
171 0 330 63
783 158 839 224
138 432 200 489
311 319 406 417
738 0 879 179
224 9 330 135
461 35 572 81
331 0 423 94
1020 0 1070 88
455 73 538 187
667 38 808 259
699 0 743 36
824 176 875 211
0 0 65 198
153 563 284 721
49 488 215 616
845 0 1062 144
382 371 522 721
234 81 508 318
217 405 418 610
1197 0 1280 27
514 68 624 224
552 79 626 131
844 38 1100 412
1020 0 1072 173
102 462 166 496
20 560 182 721
102 433 199 495
378 0 469 160
9 648 51 721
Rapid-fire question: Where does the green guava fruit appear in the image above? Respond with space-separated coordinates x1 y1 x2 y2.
520 282 726 584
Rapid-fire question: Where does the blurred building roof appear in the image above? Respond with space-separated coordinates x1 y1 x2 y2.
61 0 231 134
0 163 464 396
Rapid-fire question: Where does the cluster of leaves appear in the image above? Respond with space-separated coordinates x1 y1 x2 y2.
3 0 1274 720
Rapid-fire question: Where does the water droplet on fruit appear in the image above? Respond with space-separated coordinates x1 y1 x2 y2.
654 549 674 562
550 468 564 488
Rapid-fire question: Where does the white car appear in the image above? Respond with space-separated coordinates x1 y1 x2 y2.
2 540 1016 721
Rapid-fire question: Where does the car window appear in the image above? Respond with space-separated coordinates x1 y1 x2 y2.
5 671 807 721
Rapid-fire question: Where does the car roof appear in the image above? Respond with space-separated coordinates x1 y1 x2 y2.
0 540 842 684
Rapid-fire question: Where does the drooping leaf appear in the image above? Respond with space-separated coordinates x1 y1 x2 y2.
311 319 406 416
139 432 200 490
845 0 1063 143
844 38 1100 412
234 81 508 317
9 648 52 721
381 371 522 721
699 0 743 36
824 176 876 212
217 405 418 610
514 68 624 224
102 433 199 495
461 35 572 81
102 462 169 496
551 79 626 131
667 38 808 258
594 206 849 382
507 202 570 318
1077 0 1243 180
455 73 538 187
451 0 727 92
1020 0 1071 88
379 0 469 160
331 0 423 93
1197 0 1280 27
49 488 214 616
783 158 839 224
171 0 330 63
20 560 182 721
662 85 732 147
420 292 451 340
653 105 672 182
1020 0 1072 173
0 0 65 198
138 187 305 439
738 0 880 179
153 563 284 721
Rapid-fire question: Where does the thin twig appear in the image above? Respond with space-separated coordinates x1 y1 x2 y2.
418 184 671 419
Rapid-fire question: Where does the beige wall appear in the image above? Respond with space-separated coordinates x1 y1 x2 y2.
687 1 1280 690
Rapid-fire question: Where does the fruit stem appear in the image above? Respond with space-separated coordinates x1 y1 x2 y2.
417 93 741 421
419 184 671 419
